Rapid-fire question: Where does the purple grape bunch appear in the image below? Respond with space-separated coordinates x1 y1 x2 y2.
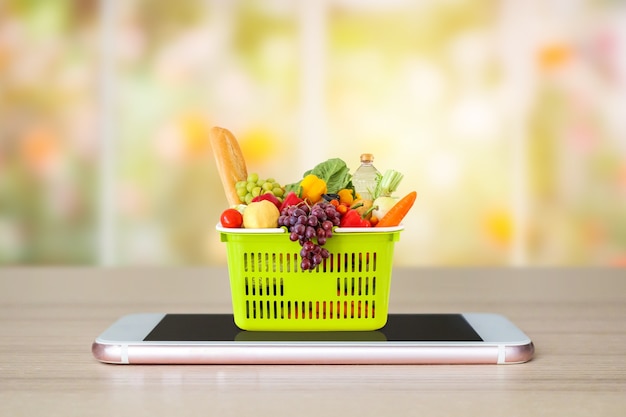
278 201 341 271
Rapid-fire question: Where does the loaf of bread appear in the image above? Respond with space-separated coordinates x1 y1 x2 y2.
209 126 248 206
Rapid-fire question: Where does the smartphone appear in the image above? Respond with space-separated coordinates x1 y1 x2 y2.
92 313 534 365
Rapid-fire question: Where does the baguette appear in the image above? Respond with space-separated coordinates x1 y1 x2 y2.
209 126 248 206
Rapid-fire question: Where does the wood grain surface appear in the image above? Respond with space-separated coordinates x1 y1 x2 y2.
1 267 625 416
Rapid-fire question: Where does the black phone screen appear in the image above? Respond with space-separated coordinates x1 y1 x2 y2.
144 314 483 342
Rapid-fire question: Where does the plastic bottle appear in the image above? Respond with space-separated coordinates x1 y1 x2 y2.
352 153 380 200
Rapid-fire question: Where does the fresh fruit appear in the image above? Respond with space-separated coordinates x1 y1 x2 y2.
251 193 281 210
278 201 341 271
236 173 284 205
220 208 243 228
242 200 280 229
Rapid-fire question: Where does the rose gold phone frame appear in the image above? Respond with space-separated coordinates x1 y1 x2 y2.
92 340 534 365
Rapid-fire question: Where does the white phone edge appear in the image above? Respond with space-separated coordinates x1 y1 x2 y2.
92 313 534 365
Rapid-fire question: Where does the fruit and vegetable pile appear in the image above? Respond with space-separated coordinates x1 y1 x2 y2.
211 127 416 271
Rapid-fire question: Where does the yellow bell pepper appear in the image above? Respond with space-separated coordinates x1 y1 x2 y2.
300 174 327 204
337 189 354 206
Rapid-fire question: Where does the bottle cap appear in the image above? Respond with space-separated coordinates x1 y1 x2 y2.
360 153 374 163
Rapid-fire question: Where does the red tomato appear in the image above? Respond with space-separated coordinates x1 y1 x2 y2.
220 208 243 228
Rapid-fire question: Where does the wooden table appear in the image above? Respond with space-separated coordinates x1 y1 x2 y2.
1 267 625 416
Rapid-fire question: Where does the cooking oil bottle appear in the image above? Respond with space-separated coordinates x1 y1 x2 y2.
352 153 379 200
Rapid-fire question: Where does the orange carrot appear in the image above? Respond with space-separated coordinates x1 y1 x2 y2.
375 191 417 227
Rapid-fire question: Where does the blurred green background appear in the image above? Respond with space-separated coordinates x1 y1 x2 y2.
1 0 625 267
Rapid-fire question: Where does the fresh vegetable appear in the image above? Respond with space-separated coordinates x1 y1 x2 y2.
337 189 354 205
279 191 303 212
322 193 340 202
351 199 374 219
220 208 243 228
375 191 417 227
242 200 280 228
306 158 353 193
216 144 413 231
372 196 397 220
299 174 327 204
251 192 281 210
369 169 404 220
340 208 371 228
286 158 354 195
330 199 349 215
373 169 404 199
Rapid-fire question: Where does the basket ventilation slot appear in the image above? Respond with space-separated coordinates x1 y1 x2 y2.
337 276 376 296
243 252 377 273
245 277 284 297
244 276 376 298
245 300 376 320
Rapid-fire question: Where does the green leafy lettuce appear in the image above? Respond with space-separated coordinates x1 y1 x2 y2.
286 158 354 195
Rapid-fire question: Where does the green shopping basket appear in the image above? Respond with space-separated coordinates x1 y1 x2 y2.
217 225 403 331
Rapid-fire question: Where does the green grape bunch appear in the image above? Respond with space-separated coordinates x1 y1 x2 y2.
236 173 285 205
